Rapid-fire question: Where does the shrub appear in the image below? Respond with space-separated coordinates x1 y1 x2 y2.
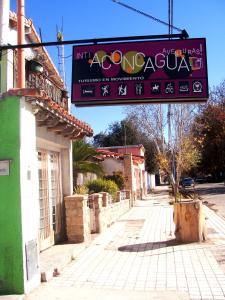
86 178 118 199
74 185 88 195
104 171 125 190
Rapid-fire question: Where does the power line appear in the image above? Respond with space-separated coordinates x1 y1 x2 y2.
111 0 183 33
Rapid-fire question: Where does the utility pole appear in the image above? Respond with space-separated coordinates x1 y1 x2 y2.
167 0 173 151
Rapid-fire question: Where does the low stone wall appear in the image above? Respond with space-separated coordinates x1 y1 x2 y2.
100 198 130 231
65 191 132 243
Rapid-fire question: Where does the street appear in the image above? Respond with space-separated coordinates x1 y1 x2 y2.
195 182 225 218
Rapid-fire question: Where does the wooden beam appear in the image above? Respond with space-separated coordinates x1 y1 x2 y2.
47 123 69 132
64 128 80 137
70 131 86 140
38 117 60 127
35 110 50 122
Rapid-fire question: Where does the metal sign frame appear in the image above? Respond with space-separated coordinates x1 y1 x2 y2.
72 38 208 107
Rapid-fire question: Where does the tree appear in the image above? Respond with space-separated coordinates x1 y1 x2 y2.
192 82 225 180
125 104 200 200
93 119 140 147
93 118 158 173
72 139 104 188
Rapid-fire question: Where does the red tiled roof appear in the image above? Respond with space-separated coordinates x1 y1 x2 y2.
96 148 144 164
98 145 145 157
132 156 144 165
96 149 123 158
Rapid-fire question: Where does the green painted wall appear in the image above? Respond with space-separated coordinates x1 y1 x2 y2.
0 96 24 294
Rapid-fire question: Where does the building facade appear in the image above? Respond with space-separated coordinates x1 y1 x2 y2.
97 145 150 199
0 2 92 294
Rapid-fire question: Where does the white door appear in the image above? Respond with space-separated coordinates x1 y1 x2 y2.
38 150 62 251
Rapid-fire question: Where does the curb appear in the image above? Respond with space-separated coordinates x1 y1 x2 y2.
0 296 24 300
40 242 90 282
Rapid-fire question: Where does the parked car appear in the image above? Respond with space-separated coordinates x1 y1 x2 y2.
180 177 195 187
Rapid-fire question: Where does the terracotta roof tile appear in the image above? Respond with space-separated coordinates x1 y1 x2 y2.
96 148 144 164
5 88 93 136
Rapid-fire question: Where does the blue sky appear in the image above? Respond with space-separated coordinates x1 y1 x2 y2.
11 0 225 134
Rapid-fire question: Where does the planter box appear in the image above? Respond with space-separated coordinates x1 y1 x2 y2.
173 200 207 242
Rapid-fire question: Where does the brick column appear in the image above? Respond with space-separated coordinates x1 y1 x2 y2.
65 194 91 243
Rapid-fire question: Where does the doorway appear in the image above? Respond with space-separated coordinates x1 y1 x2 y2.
38 150 63 251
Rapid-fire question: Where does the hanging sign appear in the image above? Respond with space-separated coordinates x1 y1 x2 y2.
72 38 208 106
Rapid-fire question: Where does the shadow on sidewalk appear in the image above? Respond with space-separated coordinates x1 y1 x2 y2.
118 239 190 252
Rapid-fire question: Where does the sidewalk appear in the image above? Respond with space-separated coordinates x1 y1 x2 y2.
25 187 225 300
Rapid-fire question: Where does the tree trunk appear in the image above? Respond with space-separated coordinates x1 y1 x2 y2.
169 173 179 202
173 200 207 242
73 172 78 189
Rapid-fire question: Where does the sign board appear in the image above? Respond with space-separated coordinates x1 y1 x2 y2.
72 38 208 106
0 160 10 176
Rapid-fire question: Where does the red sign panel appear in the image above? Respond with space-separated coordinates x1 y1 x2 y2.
72 38 208 106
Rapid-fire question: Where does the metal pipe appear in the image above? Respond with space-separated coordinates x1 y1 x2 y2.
17 0 25 88
0 31 189 51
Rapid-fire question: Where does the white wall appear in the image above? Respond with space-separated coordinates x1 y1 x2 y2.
36 126 71 150
100 158 124 175
20 98 40 293
147 173 156 191
0 0 9 45
139 147 145 157
77 172 97 186
61 146 73 196
20 100 73 292
149 174 156 190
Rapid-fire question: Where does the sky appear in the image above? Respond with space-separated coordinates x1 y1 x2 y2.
11 0 225 134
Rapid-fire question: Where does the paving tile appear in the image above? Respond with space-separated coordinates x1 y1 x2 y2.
26 190 225 300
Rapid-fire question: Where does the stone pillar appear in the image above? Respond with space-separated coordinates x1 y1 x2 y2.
125 190 131 199
65 194 91 243
124 154 136 206
89 193 103 233
142 171 147 197
124 190 132 207
116 191 121 202
100 192 108 207
173 200 207 242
